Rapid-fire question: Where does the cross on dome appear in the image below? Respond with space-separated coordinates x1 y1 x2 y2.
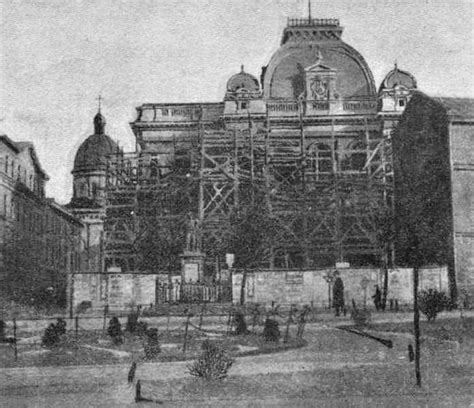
96 94 103 113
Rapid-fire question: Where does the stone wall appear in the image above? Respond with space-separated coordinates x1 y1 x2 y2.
450 122 474 300
72 273 157 312
232 267 449 307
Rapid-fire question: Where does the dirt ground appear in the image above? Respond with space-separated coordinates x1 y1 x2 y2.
1 316 473 407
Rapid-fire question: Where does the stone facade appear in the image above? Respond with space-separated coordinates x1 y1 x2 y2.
72 273 157 312
232 267 449 307
0 135 83 307
121 16 407 276
69 13 471 308
393 93 474 301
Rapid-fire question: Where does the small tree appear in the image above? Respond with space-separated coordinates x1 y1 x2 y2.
41 319 67 348
368 204 394 310
143 328 160 359
262 318 280 342
107 317 123 345
233 311 248 335
188 340 235 380
0 320 5 341
126 310 139 333
418 289 449 321
229 192 279 304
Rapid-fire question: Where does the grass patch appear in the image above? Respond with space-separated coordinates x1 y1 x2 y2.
367 316 474 343
0 327 306 368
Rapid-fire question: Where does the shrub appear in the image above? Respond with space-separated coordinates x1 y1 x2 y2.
418 289 449 321
144 328 160 360
107 317 123 344
55 318 67 336
0 320 5 341
42 321 66 348
351 309 371 327
262 318 280 342
188 340 235 380
75 301 92 315
233 311 248 335
126 311 139 333
136 321 149 337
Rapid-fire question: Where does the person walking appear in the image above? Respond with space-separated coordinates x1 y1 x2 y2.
332 271 345 317
372 284 382 311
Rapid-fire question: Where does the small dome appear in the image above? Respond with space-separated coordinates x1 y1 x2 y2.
73 111 119 173
73 134 119 173
226 66 260 93
379 64 417 92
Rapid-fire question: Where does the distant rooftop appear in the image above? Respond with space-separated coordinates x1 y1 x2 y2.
435 97 474 120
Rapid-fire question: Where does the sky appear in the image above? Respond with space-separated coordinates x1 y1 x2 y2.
1 0 473 204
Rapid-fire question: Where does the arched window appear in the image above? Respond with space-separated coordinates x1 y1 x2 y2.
341 140 367 172
306 142 332 180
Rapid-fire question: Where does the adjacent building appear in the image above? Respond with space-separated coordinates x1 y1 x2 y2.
0 135 83 308
393 93 474 300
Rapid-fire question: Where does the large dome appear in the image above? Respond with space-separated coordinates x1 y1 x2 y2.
73 133 119 173
263 19 376 99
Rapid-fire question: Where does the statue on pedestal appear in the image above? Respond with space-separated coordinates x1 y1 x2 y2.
185 213 201 253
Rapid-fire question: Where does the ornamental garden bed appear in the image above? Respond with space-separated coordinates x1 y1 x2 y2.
0 326 306 368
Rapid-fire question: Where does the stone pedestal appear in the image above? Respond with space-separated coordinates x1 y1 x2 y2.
180 251 205 282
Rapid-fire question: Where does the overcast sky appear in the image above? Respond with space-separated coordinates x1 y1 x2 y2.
1 0 473 204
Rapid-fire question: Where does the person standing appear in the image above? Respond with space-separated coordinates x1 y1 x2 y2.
372 284 382 311
332 271 345 317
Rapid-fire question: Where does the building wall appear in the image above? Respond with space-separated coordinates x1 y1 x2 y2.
73 273 157 312
0 136 83 307
232 267 449 306
450 122 474 299
392 93 454 289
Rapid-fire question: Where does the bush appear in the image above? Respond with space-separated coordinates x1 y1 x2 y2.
41 318 67 348
136 321 149 337
233 311 248 335
419 289 449 321
75 301 92 315
0 320 5 341
262 318 280 342
55 318 67 336
188 340 235 380
144 328 160 360
351 309 371 327
126 311 139 333
107 317 123 344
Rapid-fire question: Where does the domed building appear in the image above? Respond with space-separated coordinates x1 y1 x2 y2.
378 63 417 114
67 109 121 277
78 10 468 312
125 14 393 274
71 111 120 208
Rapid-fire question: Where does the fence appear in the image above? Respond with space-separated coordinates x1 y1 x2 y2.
156 281 232 304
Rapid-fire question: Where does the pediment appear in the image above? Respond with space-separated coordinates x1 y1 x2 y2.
305 62 336 73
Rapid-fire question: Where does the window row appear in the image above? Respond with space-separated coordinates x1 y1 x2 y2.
3 155 44 197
